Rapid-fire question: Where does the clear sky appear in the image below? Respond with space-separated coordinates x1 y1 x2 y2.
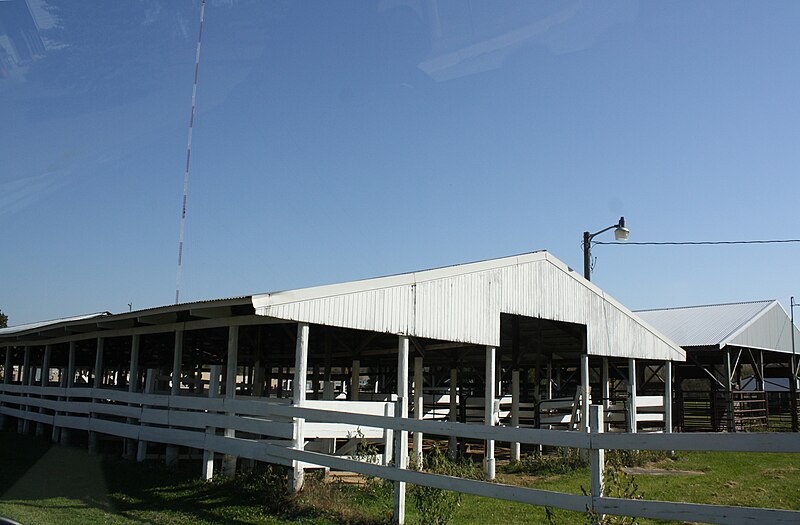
2 0 799 326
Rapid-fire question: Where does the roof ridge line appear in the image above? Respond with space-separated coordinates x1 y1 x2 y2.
635 299 775 313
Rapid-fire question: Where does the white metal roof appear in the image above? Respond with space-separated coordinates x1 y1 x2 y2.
253 251 686 362
0 312 111 336
635 300 800 354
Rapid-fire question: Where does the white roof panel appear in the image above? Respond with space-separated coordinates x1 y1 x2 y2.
253 251 686 362
635 300 800 354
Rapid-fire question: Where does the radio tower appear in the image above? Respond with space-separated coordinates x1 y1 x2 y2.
175 0 206 304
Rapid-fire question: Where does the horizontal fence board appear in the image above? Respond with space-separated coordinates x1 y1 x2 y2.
592 431 800 453
139 426 206 449
267 445 590 513
596 496 800 525
272 405 590 448
89 419 140 440
54 415 90 431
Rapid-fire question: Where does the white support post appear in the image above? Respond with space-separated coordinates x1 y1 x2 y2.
2 347 10 384
124 335 140 459
89 338 104 454
222 325 239 477
203 365 221 480
60 342 76 445
20 346 30 434
166 330 184 466
484 345 496 480
94 338 104 389
602 357 610 432
511 369 520 462
36 345 52 437
665 361 673 434
136 369 156 462
581 352 590 433
413 356 423 461
589 405 605 519
382 395 395 466
289 322 309 494
448 367 458 456
351 359 360 401
393 335 409 525
547 358 553 400
628 358 637 434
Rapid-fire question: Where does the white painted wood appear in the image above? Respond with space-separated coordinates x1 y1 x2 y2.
511 369 520 462
351 359 360 401
596 496 800 525
628 358 637 434
203 365 220 481
484 345 496 480
394 335 409 525
665 361 673 434
413 356 423 461
448 367 457 455
267 445 591 513
223 325 239 477
289 322 309 493
137 369 155 462
589 405 604 518
171 330 183 395
581 351 590 432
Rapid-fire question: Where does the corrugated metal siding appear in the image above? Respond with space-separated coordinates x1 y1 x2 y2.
635 301 774 347
726 302 800 354
254 252 685 361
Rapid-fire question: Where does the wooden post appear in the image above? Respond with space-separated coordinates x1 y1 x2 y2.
351 358 361 400
222 325 239 477
20 346 30 434
448 367 458 456
166 330 184 466
589 405 605 519
124 335 140 459
511 368 520 462
581 352 590 433
2 347 10 384
665 361 673 434
60 342 76 445
289 322 309 493
393 335 409 525
547 358 553 400
89 338 104 454
36 345 52 438
136 369 156 462
628 358 637 434
724 349 734 432
203 365 221 480
484 345 496 480
413 356 423 461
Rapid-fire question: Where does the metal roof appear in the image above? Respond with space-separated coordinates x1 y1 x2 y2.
0 312 111 336
635 300 800 354
253 251 686 362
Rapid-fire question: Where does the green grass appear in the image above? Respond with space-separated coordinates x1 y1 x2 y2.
1 430 799 524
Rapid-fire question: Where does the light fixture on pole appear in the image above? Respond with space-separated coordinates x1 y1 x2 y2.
583 217 630 281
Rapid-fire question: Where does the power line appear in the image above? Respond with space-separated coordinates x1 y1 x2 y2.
595 239 800 246
175 0 206 305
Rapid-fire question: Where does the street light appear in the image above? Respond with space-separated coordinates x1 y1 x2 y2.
583 216 629 281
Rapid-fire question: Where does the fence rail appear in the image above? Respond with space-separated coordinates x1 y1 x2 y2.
1 382 798 525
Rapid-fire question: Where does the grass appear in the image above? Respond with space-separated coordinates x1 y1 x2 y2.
1 430 799 524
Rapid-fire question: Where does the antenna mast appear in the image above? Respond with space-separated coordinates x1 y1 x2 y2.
175 0 206 304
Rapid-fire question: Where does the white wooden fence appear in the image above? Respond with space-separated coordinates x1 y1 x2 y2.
1 382 798 525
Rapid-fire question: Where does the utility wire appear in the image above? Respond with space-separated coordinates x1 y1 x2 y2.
595 239 800 246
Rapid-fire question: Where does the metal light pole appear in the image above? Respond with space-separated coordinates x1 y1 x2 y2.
582 217 630 281
791 297 798 432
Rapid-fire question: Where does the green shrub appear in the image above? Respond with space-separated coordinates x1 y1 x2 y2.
410 445 481 525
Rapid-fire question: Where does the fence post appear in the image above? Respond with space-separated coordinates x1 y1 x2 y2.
202 365 221 480
394 335 409 525
136 369 156 462
589 404 605 521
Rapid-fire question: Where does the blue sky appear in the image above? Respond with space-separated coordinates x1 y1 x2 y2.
2 0 799 326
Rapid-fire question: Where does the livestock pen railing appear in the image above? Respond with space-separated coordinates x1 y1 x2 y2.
1 382 799 524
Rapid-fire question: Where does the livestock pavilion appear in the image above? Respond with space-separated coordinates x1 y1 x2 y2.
0 251 684 496
636 300 800 432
